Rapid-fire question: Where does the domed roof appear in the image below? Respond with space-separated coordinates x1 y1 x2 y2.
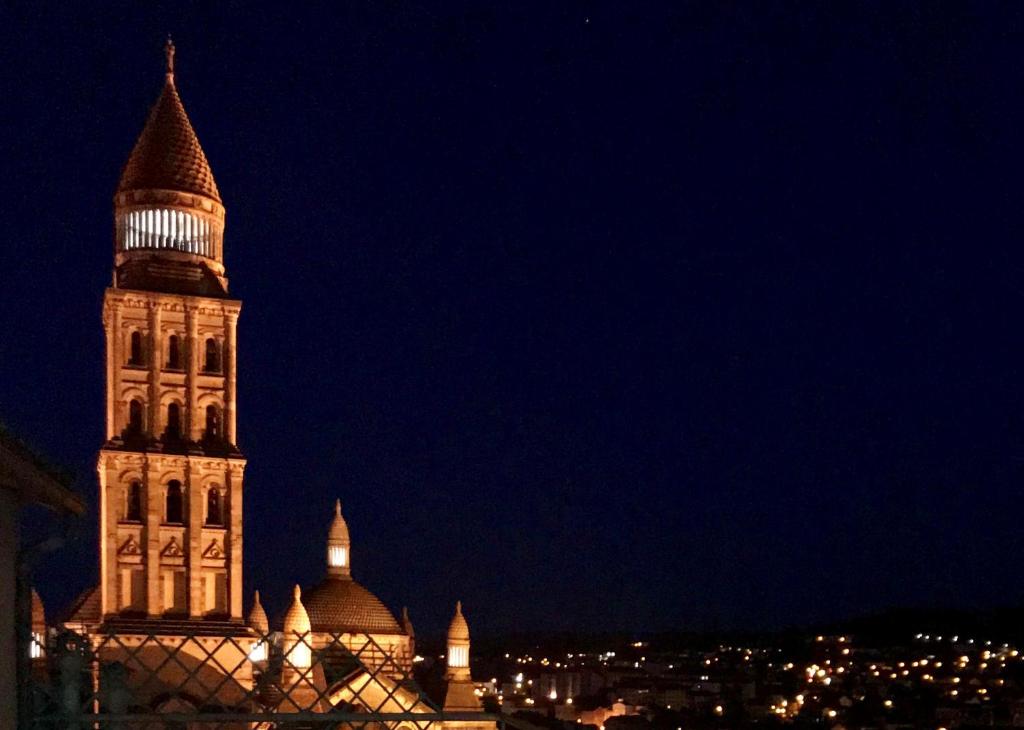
448 601 470 642
117 41 221 202
283 585 311 635
303 576 403 634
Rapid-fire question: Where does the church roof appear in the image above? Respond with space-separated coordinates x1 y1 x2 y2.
117 43 221 202
302 576 404 635
61 585 100 628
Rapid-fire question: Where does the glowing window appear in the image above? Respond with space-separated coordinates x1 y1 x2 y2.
287 636 312 669
30 631 44 659
449 645 468 668
328 545 348 568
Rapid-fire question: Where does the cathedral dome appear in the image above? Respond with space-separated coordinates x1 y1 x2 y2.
303 576 404 635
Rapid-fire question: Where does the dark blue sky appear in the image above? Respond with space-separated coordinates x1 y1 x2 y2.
3 2 1024 636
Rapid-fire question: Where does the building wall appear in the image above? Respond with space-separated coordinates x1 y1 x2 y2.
0 485 18 728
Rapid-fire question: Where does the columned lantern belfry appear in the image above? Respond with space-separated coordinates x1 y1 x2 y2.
93 38 247 632
114 39 227 282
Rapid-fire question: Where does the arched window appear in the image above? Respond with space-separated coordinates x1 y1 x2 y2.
128 399 144 435
165 403 181 440
126 481 142 522
166 335 181 369
166 481 184 524
129 331 144 366
204 338 220 373
206 487 223 526
205 405 221 441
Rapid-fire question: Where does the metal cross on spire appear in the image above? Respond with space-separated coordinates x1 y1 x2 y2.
165 35 175 80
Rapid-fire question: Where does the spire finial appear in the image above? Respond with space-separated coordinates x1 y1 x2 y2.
293 584 302 601
456 600 462 614
165 35 175 80
335 498 342 516
254 589 261 603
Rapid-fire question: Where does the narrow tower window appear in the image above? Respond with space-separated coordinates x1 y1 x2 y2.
166 480 184 524
206 487 223 526
127 399 144 435
204 338 220 373
129 331 144 366
126 481 142 522
165 403 181 440
205 405 221 441
166 335 181 369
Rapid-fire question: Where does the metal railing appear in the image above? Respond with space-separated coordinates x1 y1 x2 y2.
20 623 511 730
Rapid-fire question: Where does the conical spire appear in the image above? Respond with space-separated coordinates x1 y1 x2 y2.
283 584 311 635
448 600 469 641
30 588 46 630
117 40 221 202
282 584 314 681
248 589 269 633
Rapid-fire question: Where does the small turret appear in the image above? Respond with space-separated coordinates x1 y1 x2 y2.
401 606 415 639
247 590 269 663
402 606 417 667
446 601 471 678
444 601 481 711
282 585 312 681
247 590 269 633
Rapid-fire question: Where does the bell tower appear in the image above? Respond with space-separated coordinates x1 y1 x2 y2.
97 40 245 628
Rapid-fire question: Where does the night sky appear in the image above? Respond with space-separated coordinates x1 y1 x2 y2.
4 2 1024 637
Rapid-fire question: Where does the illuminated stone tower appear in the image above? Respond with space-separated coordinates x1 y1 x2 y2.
97 40 245 628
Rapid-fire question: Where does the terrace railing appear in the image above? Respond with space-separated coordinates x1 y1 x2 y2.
19 623 510 730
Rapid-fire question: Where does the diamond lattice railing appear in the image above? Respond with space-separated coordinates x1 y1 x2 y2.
22 625 504 729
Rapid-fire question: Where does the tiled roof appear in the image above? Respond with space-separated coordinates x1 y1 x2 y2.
118 77 221 202
61 585 100 627
302 576 404 635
